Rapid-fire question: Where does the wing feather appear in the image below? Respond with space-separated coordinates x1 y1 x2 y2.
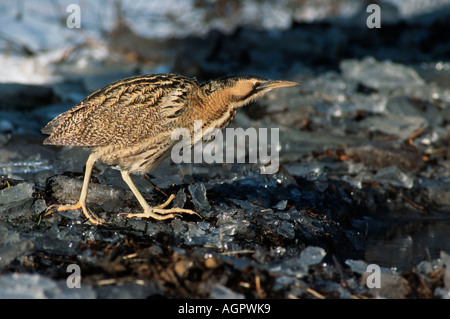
42 74 197 147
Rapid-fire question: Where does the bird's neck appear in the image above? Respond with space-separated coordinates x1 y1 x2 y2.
193 90 243 130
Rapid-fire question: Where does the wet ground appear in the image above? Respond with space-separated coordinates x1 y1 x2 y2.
1 1 450 299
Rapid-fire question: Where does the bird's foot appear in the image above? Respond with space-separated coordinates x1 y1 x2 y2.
123 194 201 221
124 207 199 221
41 202 105 225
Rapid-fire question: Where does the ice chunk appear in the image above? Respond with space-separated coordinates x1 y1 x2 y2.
435 287 450 299
171 218 187 235
172 188 187 208
315 280 352 299
0 182 35 222
299 246 327 268
277 220 295 239
387 95 441 127
284 163 325 177
96 282 160 299
441 251 450 288
0 227 34 271
273 276 298 291
0 182 34 205
0 273 57 298
314 180 328 192
363 271 411 299
229 198 262 212
0 240 34 271
360 113 427 140
340 57 425 90
345 143 424 172
146 221 171 237
209 284 245 299
419 179 450 206
215 223 238 237
0 159 52 175
188 183 211 211
373 165 414 189
273 200 288 210
345 259 369 275
269 246 326 277
352 93 387 114
46 175 134 209
0 119 14 132
415 257 442 275
184 222 209 245
32 198 47 215
0 273 96 299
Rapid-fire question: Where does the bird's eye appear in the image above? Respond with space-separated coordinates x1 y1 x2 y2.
254 82 261 88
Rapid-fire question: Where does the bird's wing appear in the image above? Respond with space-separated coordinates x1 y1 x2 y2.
42 74 197 147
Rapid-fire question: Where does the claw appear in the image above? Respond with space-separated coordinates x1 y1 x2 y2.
39 202 105 225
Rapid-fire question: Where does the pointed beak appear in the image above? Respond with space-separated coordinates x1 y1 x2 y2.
260 80 301 91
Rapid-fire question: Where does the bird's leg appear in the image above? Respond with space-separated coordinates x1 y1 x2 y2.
120 170 200 220
42 153 105 225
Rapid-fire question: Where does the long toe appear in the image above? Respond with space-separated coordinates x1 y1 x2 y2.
44 202 105 225
39 202 82 219
56 202 82 212
81 205 105 225
125 211 182 220
154 194 176 209
153 207 200 218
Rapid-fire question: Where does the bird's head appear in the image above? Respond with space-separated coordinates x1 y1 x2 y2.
201 75 300 109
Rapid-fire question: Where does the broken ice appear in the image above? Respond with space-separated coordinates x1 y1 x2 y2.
373 165 414 189
269 246 326 277
340 57 425 90
188 183 211 211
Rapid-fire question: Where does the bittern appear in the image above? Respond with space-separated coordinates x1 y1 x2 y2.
42 74 299 224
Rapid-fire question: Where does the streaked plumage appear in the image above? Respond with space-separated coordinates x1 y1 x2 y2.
42 73 299 224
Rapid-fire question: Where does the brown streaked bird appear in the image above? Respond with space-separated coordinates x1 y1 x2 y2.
42 73 299 224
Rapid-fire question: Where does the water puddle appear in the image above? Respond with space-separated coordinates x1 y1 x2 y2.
365 217 450 271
